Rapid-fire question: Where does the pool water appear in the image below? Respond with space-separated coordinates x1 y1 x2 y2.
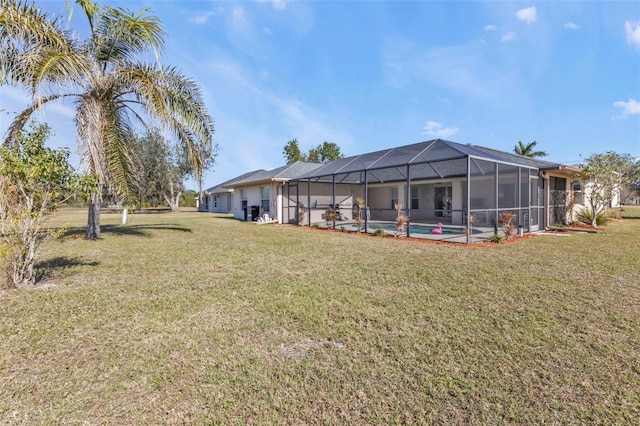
364 221 473 235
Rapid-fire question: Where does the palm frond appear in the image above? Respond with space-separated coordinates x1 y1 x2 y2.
72 0 100 32
1 0 77 85
3 93 74 146
112 63 215 187
102 100 136 205
92 6 164 66
28 49 93 93
76 95 109 180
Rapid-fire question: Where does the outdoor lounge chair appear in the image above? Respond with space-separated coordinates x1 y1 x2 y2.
256 214 277 225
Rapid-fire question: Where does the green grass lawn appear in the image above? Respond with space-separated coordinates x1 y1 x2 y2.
1 208 639 424
620 205 640 218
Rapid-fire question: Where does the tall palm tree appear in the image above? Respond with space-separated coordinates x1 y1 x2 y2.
514 140 548 158
0 0 215 239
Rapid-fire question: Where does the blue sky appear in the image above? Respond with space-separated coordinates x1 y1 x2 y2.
1 1 639 189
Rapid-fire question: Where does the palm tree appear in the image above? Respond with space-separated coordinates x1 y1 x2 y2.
514 140 548 158
0 0 215 239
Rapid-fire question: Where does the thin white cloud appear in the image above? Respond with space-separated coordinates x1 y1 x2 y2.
484 25 497 31
232 6 249 29
201 58 354 179
502 32 516 42
257 0 287 10
272 0 287 10
190 11 214 25
381 38 516 102
516 7 537 24
625 21 640 51
564 22 579 30
422 121 460 138
613 98 640 119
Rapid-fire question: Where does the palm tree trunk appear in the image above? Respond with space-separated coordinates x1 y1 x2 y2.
86 191 102 239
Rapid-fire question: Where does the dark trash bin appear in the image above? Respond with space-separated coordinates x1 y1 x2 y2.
251 205 260 221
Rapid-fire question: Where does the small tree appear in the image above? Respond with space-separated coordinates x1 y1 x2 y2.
354 197 365 232
579 152 635 228
498 211 516 239
0 123 94 288
324 206 338 227
131 128 216 212
394 203 408 237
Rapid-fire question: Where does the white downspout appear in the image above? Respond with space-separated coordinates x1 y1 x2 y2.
277 182 285 224
539 170 549 230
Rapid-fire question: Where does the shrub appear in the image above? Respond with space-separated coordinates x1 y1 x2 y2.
0 123 94 287
395 214 409 237
607 209 622 220
577 207 608 226
354 197 365 232
489 233 503 244
374 228 386 237
298 206 306 225
498 211 516 239
325 207 338 227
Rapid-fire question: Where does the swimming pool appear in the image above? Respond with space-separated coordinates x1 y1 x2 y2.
339 221 476 235
373 222 469 235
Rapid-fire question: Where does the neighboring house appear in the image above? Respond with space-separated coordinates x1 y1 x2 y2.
198 170 265 213
201 139 617 239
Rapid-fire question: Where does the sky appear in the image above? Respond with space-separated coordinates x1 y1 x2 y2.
1 0 639 190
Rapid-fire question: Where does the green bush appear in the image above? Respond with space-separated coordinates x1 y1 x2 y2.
576 207 608 226
489 233 503 243
374 228 386 237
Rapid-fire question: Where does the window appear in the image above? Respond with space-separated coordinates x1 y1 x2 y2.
240 189 247 209
390 187 398 209
572 181 583 205
213 195 218 209
261 186 270 213
411 186 419 210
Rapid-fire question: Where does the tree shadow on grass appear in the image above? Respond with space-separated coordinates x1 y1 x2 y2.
62 223 193 239
35 256 100 283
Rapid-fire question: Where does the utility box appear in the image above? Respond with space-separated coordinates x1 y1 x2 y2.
250 205 260 221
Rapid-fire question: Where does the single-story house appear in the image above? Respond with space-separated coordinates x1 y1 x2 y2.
201 139 618 242
200 162 325 221
198 169 268 213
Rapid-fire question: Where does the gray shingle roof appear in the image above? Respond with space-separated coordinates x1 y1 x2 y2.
220 161 325 188
204 169 266 194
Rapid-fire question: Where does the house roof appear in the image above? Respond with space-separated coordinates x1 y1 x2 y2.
294 139 568 180
204 169 266 194
469 145 561 169
221 161 325 188
206 139 581 190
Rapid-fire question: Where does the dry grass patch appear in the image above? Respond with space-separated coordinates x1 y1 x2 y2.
1 208 639 424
